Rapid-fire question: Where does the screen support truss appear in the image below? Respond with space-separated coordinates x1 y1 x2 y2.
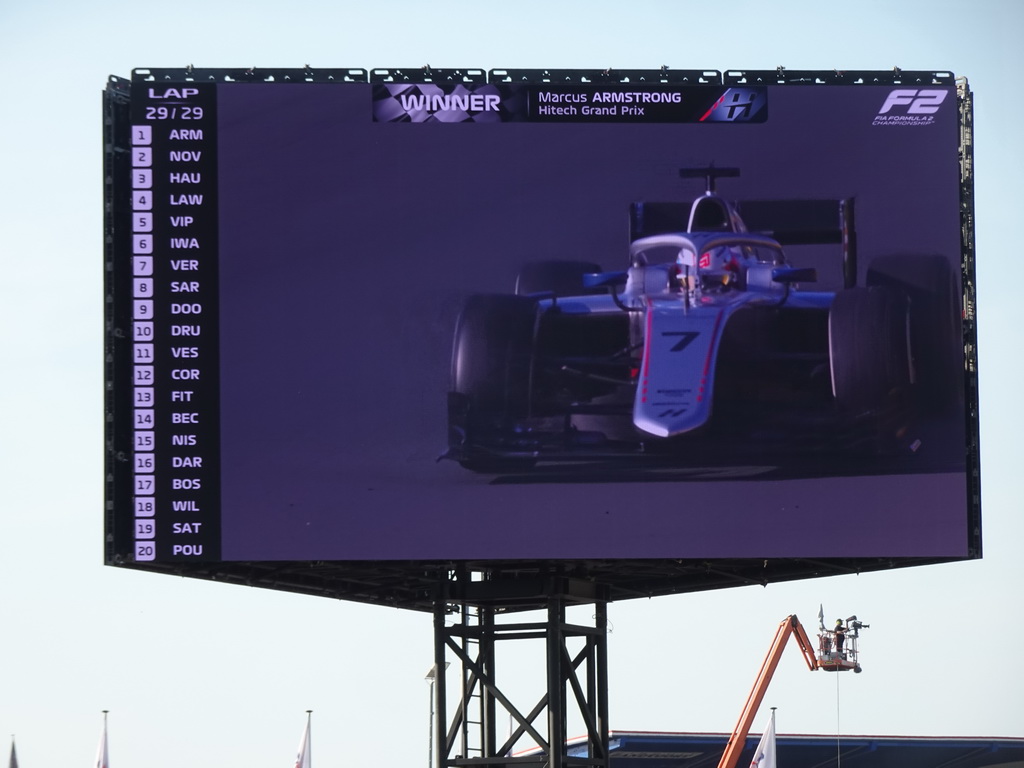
432 574 609 768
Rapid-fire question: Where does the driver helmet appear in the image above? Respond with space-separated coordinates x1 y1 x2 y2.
697 245 750 291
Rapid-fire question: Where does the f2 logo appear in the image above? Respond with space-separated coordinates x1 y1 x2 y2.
878 89 947 115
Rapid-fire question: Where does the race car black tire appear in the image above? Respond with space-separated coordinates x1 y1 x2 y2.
452 294 540 473
450 295 539 471
515 260 603 296
866 254 962 413
829 286 912 411
452 294 538 414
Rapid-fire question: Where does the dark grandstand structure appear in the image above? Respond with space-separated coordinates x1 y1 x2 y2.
538 731 1024 768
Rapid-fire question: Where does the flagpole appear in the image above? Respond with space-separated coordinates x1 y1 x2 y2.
96 710 109 768
295 710 312 768
750 707 777 768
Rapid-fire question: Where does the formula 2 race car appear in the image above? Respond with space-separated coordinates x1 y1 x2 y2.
444 168 961 473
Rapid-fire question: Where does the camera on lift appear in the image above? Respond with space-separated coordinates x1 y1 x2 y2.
847 615 870 632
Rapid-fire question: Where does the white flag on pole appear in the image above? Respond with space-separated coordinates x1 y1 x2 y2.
95 712 110 768
294 712 312 768
749 713 776 768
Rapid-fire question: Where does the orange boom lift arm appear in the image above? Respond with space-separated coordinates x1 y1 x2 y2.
717 615 817 768
716 611 876 768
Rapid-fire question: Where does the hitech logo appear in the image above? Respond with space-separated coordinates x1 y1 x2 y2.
700 88 767 122
873 88 947 126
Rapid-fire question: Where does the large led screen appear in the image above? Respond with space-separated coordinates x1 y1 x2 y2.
105 70 978 571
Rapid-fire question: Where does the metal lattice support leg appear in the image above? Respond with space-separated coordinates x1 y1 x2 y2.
431 573 609 768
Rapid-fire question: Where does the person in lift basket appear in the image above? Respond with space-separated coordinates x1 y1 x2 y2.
834 619 848 657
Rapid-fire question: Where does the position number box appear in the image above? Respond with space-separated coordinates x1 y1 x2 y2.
135 519 157 539
134 496 156 517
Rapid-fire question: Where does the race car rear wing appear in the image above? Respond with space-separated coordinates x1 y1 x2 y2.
630 197 858 288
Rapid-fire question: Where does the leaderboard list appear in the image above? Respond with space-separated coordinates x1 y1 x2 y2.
129 83 220 562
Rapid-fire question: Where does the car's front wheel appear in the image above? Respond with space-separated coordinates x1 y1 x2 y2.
449 294 539 471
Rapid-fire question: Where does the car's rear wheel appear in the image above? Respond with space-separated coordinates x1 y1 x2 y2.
829 286 912 411
866 254 961 413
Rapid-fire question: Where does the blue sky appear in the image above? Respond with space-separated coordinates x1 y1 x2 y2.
1 1 1021 765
